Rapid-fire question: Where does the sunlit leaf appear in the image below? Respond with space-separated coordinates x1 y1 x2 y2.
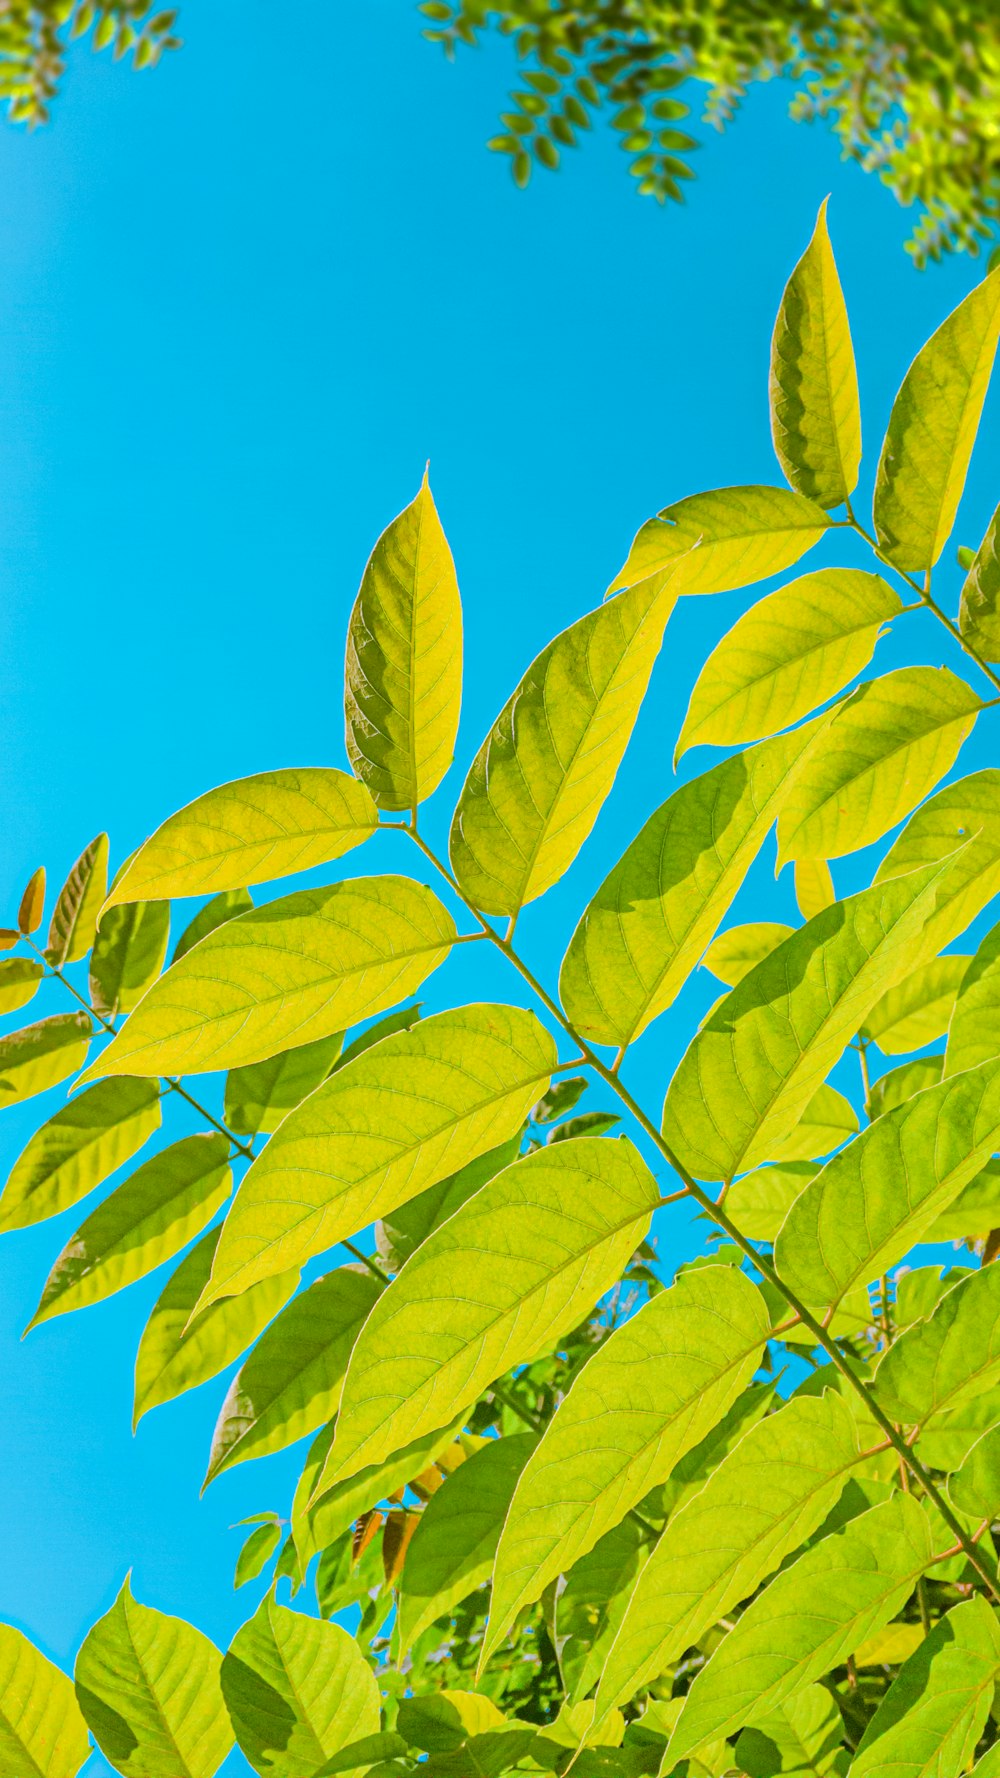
223 1031 344 1137
0 1013 91 1110
233 1519 281 1590
45 834 109 966
950 1422 1000 1523
18 868 45 936
376 1136 519 1272
874 1264 1000 1425
946 915 1000 1077
171 889 253 963
0 1077 161 1233
90 896 170 1021
866 1054 943 1120
766 1081 858 1163
724 1160 818 1243
734 1685 847 1778
330 1002 423 1072
876 769 1000 956
0 1621 89 1778
850 1595 1000 1778
221 1599 379 1778
794 857 835 921
608 486 831 602
770 199 861 509
556 1516 651 1706
864 953 970 1054
297 1416 466 1568
925 1157 1000 1242
0 958 43 1017
959 503 1000 661
703 923 794 987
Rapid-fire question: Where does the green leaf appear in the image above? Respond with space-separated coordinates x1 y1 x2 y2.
45 834 109 966
397 1691 507 1754
774 1057 1000 1307
914 1384 1000 1473
661 858 953 1182
950 1422 1000 1522
703 923 795 987
398 1432 534 1655
317 1137 660 1492
133 1224 299 1426
481 1264 770 1671
221 1599 379 1778
776 666 981 865
876 769 1000 956
556 1517 651 1705
204 1267 381 1486
90 899 170 1019
734 1684 847 1778
766 1081 858 1163
28 1133 231 1330
449 576 677 917
104 770 378 909
223 1031 345 1137
560 722 823 1051
330 1003 423 1071
234 1519 281 1589
946 915 1000 1077
0 1621 89 1778
201 1004 554 1304
873 1263 1000 1425
0 1076 161 1233
850 1595 1000 1778
377 1136 519 1271
770 199 861 509
794 857 835 921
866 1054 943 1120
171 888 253 963
0 958 43 1016
724 1161 818 1243
607 486 831 602
959 503 1000 661
874 268 1000 572
0 1013 91 1109
297 1416 466 1566
863 953 970 1054
345 473 462 813
592 1391 862 1725
677 570 898 758
925 1157 1000 1241
666 1494 933 1765
74 1575 232 1778
77 877 456 1084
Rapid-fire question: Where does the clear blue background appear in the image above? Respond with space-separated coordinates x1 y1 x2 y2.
1 1 998 1764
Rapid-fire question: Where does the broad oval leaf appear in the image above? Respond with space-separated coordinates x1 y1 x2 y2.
874 1264 1000 1426
775 1057 1000 1308
725 1160 818 1243
450 576 676 917
204 1268 381 1485
850 1595 1000 1778
703 923 794 987
776 666 982 865
560 723 822 1050
959 503 1000 661
317 1137 659 1492
0 1013 91 1110
770 199 861 509
172 888 253 963
677 569 898 757
666 1495 933 1766
27 1133 231 1330
90 899 170 1019
0 1622 89 1778
223 1030 344 1137
221 1599 379 1778
946 915 1000 1077
481 1265 770 1672
876 769 1000 956
74 1576 232 1778
104 770 378 909
202 1003 555 1305
0 958 43 1016
874 267 1000 572
864 953 970 1055
661 858 953 1183
77 877 456 1085
133 1225 299 1427
0 1077 161 1233
608 486 831 602
593 1391 862 1726
46 834 109 966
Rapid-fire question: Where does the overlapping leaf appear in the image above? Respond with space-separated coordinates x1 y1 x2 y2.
0 1013 91 1109
297 1416 466 1566
555 1517 651 1705
850 1595 1000 1778
876 769 1000 956
795 856 835 920
874 1264 1000 1425
0 1077 160 1232
172 888 253 962
864 953 970 1054
90 899 170 1018
946 916 1000 1077
0 1623 89 1778
221 1599 379 1778
959 503 1000 661
767 1081 858 1163
769 199 861 509
607 486 830 601
703 922 794 987
0 959 42 1016
223 1031 344 1137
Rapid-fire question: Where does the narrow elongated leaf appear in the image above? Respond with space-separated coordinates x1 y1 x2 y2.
46 834 108 965
18 867 45 935
398 1432 535 1655
850 1595 1000 1778
556 1517 651 1705
734 1684 846 1778
0 1013 90 1109
481 1265 770 1671
0 1077 161 1233
593 1392 863 1728
946 915 1000 1077
90 899 170 1018
608 486 831 601
450 576 676 917
666 1494 933 1765
0 958 43 1015
172 888 253 962
298 1416 466 1565
134 1225 298 1426
78 877 456 1085
874 1264 1000 1425
0 1623 89 1778
560 723 823 1050
775 1057 1000 1307
959 504 1000 661
661 857 953 1183
234 1520 281 1590
105 770 378 910
345 473 462 812
74 1576 232 1778
794 857 835 920
221 1599 379 1778
703 923 794 987
864 954 970 1054
874 268 1000 571
201 1004 554 1305
678 570 897 758
876 769 1000 956
223 1031 344 1137
776 666 981 865
770 199 861 508
318 1138 660 1492
204 1268 381 1485
28 1133 231 1329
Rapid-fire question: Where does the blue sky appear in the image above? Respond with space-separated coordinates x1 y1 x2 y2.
1 0 999 1761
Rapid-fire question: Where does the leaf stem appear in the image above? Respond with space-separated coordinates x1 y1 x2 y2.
847 514 1000 696
342 1239 392 1286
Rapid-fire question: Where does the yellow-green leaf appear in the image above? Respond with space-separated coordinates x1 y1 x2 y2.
766 1080 858 1163
28 1133 231 1329
90 898 170 1019
45 834 109 966
103 770 378 909
345 473 462 812
0 1622 89 1778
450 576 676 917
0 1077 161 1233
873 1264 1000 1426
607 486 831 602
77 877 456 1085
677 570 898 758
703 922 795 987
925 1158 1000 1243
221 1600 379 1778
0 1013 91 1110
296 1416 466 1567
959 503 1000 662
874 268 1000 572
876 769 1000 957
850 1595 1000 1778
864 953 970 1055
0 958 43 1016
776 666 982 865
201 1003 554 1305
725 1160 817 1243
18 867 45 935
770 199 861 509
171 888 253 963
794 857 835 920
223 1030 344 1137
867 1055 943 1121
946 916 1000 1077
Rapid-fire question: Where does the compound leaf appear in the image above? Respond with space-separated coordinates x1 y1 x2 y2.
0 1077 161 1233
770 199 861 509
